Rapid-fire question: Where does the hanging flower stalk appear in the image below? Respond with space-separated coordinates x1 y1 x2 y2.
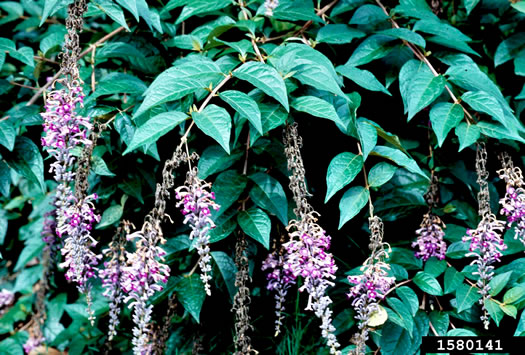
498 152 525 246
261 237 295 336
274 123 340 354
348 216 395 355
121 147 191 354
462 143 507 329
413 174 447 261
99 221 130 342
232 233 257 355
151 292 178 355
175 166 220 296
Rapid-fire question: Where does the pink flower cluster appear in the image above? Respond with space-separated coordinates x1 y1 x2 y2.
175 174 220 296
121 229 170 354
261 252 295 335
412 214 447 261
347 270 394 303
23 336 44 354
264 0 279 16
0 289 14 315
500 186 525 245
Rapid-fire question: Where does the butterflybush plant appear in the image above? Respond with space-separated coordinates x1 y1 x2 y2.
1 0 525 354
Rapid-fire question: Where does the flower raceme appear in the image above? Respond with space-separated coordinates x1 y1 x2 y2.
175 168 220 296
283 212 340 354
412 213 447 261
498 159 525 246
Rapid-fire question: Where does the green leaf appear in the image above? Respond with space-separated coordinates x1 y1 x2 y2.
91 155 115 177
14 238 45 272
338 186 369 229
357 119 377 161
10 47 34 67
370 145 429 180
96 205 123 230
444 267 464 294
197 145 243 179
192 104 232 154
91 0 130 30
291 96 345 128
13 265 43 294
368 162 398 188
0 120 15 151
424 257 446 277
249 172 288 225
515 309 525 335
176 0 231 24
462 91 506 127
96 42 146 61
271 0 320 22
175 274 206 322
429 311 449 335
346 34 393 66
325 152 363 202
0 161 10 197
429 103 464 147
454 122 480 151
488 271 513 297
512 2 525 13
234 62 289 111
485 298 504 326
87 73 147 104
379 311 429 355
237 208 271 249
0 214 6 245
504 285 525 304
212 170 247 220
455 283 481 313
124 111 188 154
211 251 237 300
6 137 45 193
40 0 63 26
463 0 480 15
0 296 32 334
377 28 426 47
386 298 415 336
316 24 365 44
413 19 472 42
220 90 262 134
134 60 223 117
337 65 391 95
399 60 446 120
413 271 443 295
500 304 517 318
478 121 525 143
494 33 525 67
0 38 15 52
396 286 419 316
447 328 477 336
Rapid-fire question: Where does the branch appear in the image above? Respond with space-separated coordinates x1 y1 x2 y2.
374 0 475 124
26 26 127 106
357 142 375 218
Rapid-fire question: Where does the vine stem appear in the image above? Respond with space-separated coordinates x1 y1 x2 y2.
374 0 475 124
357 142 374 218
25 26 127 106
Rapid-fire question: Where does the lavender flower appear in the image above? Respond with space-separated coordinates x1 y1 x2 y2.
99 223 128 341
264 0 279 16
261 251 295 336
347 216 395 355
412 213 447 261
462 213 506 329
23 336 44 354
283 212 340 354
498 158 525 246
175 168 220 296
121 227 170 355
0 289 14 315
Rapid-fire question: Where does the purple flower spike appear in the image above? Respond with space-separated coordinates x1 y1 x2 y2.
498 161 525 246
175 168 220 296
412 213 447 261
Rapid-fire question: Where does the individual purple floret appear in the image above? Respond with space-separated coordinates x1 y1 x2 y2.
0 289 14 314
121 229 170 355
23 336 44 354
261 252 295 336
264 0 279 16
175 168 220 296
283 213 340 354
462 213 506 329
412 213 447 261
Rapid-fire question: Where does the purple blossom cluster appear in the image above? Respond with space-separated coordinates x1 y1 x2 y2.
462 214 506 329
121 228 170 354
23 336 44 354
175 172 220 296
261 252 295 335
412 214 447 261
282 215 340 354
264 0 279 16
500 186 525 246
0 289 14 314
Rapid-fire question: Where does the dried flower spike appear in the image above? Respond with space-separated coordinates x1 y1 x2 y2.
348 216 395 355
175 167 220 296
498 152 525 246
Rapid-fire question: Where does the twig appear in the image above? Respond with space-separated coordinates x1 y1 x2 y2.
90 45 96 93
374 0 475 124
26 26 126 106
381 279 412 299
429 320 439 336
9 81 38 90
357 142 374 218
